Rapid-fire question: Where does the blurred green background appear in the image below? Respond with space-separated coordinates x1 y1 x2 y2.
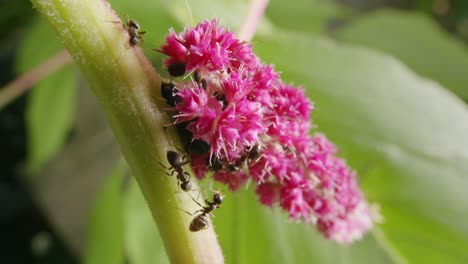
1 0 468 263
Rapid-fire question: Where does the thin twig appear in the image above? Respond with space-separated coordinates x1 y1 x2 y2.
237 0 270 42
0 49 72 110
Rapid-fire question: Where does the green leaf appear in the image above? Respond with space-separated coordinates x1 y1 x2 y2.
84 160 126 264
215 188 394 264
253 31 468 263
16 17 77 174
266 0 340 34
159 0 251 30
336 9 468 100
25 65 76 174
124 179 169 264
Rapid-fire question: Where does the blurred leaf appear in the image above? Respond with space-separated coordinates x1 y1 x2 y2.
215 188 394 264
253 31 468 263
84 160 126 264
16 17 77 174
124 179 168 264
266 0 340 34
159 0 251 31
0 1 35 47
336 9 468 100
16 17 65 71
25 65 76 174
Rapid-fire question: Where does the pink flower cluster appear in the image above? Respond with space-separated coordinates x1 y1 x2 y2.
159 20 375 244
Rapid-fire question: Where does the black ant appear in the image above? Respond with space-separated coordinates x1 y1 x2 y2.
108 16 145 63
188 191 224 232
159 150 192 192
168 62 186 77
207 144 261 172
161 81 181 107
123 16 145 47
193 71 207 89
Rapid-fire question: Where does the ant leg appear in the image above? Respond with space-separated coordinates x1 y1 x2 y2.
157 160 174 171
173 206 193 216
113 47 130 64
189 194 205 209
157 161 176 177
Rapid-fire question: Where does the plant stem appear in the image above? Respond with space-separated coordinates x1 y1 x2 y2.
0 49 71 110
30 0 223 263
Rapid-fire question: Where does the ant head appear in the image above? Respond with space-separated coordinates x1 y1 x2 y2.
161 81 176 99
213 191 224 205
208 156 223 171
128 19 140 30
181 181 192 192
248 144 261 160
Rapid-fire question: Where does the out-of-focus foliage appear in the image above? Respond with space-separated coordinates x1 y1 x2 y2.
84 160 126 264
0 1 34 47
16 17 77 174
415 0 468 42
337 9 468 101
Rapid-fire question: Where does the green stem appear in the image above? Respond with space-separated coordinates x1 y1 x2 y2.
31 0 223 263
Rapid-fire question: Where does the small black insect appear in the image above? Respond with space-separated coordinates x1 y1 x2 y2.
246 144 261 163
168 62 186 77
161 81 181 107
193 71 207 89
159 150 192 192
207 156 224 171
124 16 145 46
188 191 224 232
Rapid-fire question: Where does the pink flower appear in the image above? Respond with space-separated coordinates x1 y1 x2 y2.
158 20 377 244
159 20 258 73
213 171 249 191
256 182 279 207
317 201 374 244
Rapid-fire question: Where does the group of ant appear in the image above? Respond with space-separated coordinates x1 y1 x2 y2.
159 150 223 232
109 15 224 232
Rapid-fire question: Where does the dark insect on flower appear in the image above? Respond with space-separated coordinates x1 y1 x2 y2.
193 71 207 89
159 150 192 192
161 81 181 107
168 62 186 77
188 191 224 232
207 156 224 171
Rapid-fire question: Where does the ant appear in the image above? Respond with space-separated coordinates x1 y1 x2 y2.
159 150 192 192
123 16 145 47
188 191 224 232
207 144 262 172
161 81 181 107
168 62 186 77
108 15 145 63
